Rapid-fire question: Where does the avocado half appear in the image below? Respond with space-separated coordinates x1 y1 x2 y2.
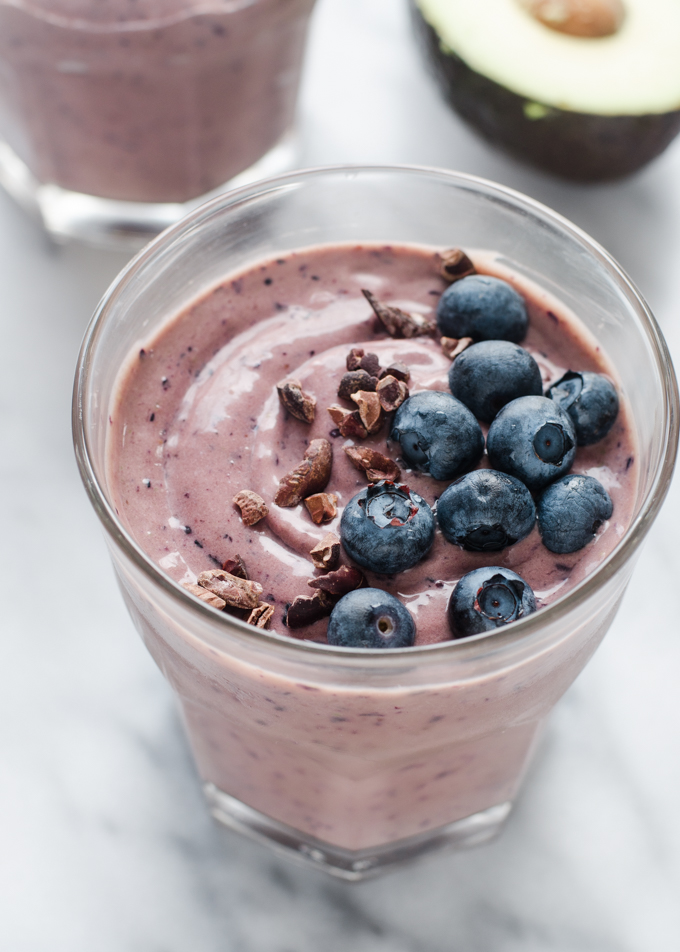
412 0 680 181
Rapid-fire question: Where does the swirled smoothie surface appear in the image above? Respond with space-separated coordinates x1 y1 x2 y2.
109 244 636 645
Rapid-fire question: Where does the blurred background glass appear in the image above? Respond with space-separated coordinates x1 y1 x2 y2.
0 0 316 245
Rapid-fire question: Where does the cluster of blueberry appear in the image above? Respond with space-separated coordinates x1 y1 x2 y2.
327 273 619 650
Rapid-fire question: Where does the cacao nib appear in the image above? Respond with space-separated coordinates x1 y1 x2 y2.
350 390 384 434
197 569 263 610
310 532 341 571
276 378 316 424
344 445 401 482
275 439 333 508
376 375 409 413
221 554 249 579
304 492 338 525
247 603 275 629
308 566 365 596
379 361 411 384
438 248 476 283
362 289 435 338
285 591 334 628
338 370 379 400
233 489 269 526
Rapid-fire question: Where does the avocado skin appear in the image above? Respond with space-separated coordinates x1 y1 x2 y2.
412 1 680 181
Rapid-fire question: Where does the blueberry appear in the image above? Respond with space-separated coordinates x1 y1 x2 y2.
448 567 537 638
546 371 619 446
487 395 576 492
391 390 484 481
448 340 542 423
340 480 435 574
327 588 416 648
437 275 528 343
537 474 613 553
437 470 536 551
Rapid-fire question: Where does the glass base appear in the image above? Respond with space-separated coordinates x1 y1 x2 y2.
204 783 512 881
0 133 298 250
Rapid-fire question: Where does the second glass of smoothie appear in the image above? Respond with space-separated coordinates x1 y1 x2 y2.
73 166 678 879
0 0 316 246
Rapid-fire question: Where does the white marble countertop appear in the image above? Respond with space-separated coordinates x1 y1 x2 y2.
2 0 680 948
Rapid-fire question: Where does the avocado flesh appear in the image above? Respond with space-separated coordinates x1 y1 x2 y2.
413 0 680 181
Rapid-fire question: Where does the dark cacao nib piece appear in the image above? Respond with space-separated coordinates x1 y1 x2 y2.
275 439 333 507
247 603 274 629
197 569 262 610
350 390 384 435
308 566 365 596
327 405 368 439
359 352 382 377
438 248 476 283
182 582 226 611
304 492 338 525
379 361 411 384
232 489 268 526
376 375 409 413
285 591 334 628
346 348 365 371
344 445 401 482
361 289 436 338
221 554 249 579
338 370 378 400
276 378 316 424
440 336 473 360
310 532 341 571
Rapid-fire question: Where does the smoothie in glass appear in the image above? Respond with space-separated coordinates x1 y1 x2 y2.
74 167 678 878
0 0 315 240
105 239 639 853
109 243 637 641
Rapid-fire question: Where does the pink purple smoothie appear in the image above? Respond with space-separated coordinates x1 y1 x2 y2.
110 243 636 642
106 242 637 848
0 0 314 202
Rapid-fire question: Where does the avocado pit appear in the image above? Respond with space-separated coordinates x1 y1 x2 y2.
520 0 625 38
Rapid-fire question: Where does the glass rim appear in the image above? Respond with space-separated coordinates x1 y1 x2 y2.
72 163 680 666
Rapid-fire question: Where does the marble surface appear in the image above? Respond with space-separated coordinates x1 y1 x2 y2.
2 0 680 948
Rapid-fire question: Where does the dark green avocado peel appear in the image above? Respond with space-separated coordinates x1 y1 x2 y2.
412 0 680 181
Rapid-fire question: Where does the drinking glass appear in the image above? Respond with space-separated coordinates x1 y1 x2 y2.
0 0 315 247
73 166 679 879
